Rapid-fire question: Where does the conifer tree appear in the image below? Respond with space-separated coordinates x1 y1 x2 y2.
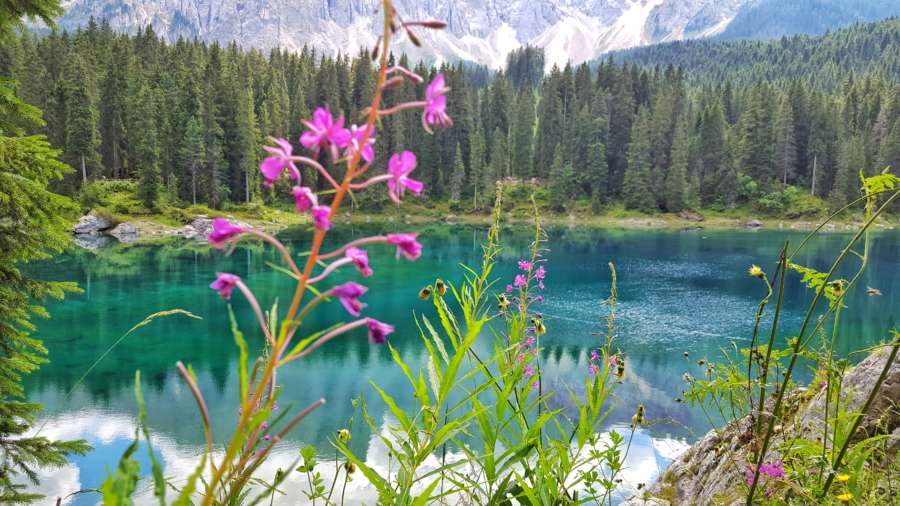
510 89 535 178
63 54 101 187
664 116 690 212
548 144 576 211
0 2 91 501
449 143 465 208
831 134 866 205
622 107 656 212
179 117 206 205
774 94 798 185
131 81 160 208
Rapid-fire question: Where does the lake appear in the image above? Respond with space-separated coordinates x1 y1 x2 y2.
24 224 899 504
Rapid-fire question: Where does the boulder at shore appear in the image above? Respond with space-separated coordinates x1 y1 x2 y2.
628 347 900 505
108 222 139 244
73 213 113 235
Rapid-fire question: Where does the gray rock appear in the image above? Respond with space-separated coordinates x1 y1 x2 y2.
108 222 139 243
678 209 704 222
621 497 670 506
746 219 763 228
73 213 113 235
183 216 252 242
647 347 900 505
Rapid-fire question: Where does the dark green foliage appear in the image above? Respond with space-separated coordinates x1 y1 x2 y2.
5 18 899 215
622 107 656 212
615 17 900 90
0 3 91 502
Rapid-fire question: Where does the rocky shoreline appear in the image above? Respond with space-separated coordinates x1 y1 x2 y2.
623 347 900 505
71 213 253 249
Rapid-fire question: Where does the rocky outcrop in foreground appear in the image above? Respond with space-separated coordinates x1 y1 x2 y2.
624 347 899 506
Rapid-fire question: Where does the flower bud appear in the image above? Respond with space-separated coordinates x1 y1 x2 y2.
337 428 351 443
435 279 447 296
419 285 433 300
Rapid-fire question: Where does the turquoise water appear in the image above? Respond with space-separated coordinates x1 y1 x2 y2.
24 225 899 503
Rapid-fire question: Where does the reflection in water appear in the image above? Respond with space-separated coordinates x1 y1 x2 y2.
32 409 689 505
24 225 898 504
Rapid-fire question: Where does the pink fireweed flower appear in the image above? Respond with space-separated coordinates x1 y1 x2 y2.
300 107 351 161
366 318 394 344
514 274 527 288
208 218 245 248
311 205 331 231
523 365 534 378
346 124 376 164
210 273 240 300
260 137 300 187
332 282 368 316
387 233 422 260
526 337 536 346
518 260 532 271
535 265 546 280
387 151 424 202
536 295 544 303
506 284 514 293
291 186 318 212
538 281 545 291
589 364 600 375
346 247 373 277
590 349 601 362
423 73 452 130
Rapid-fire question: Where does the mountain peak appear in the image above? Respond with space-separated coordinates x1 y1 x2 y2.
52 1 897 69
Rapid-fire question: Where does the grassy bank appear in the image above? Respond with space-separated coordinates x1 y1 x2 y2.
80 181 898 242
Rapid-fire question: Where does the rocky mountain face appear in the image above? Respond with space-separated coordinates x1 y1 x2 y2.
53 0 895 69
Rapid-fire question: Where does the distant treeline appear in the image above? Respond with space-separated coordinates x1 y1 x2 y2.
1 17 899 213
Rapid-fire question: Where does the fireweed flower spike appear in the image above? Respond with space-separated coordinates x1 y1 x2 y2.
210 273 240 300
423 73 452 133
311 205 332 231
387 151 424 203
208 218 245 249
332 282 368 316
346 247 373 277
291 186 318 212
387 233 422 260
366 318 394 344
300 106 351 162
346 124 376 164
260 137 300 187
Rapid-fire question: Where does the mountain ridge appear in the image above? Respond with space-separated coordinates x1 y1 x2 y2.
50 0 900 70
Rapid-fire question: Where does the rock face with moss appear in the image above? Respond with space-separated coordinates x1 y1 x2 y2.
624 347 899 506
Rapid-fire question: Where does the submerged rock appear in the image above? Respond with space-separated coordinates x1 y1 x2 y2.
108 222 139 243
73 213 113 235
746 219 763 228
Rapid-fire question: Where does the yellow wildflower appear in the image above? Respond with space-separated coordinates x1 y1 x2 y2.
532 317 546 335
497 293 510 310
836 474 850 483
749 265 765 279
836 492 853 502
337 429 351 443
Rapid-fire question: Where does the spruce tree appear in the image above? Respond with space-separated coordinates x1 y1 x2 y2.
0 2 91 501
449 143 465 208
548 144 576 211
622 107 656 212
664 116 690 212
510 89 535 178
131 81 161 209
63 54 101 187
831 134 866 205
774 94 798 185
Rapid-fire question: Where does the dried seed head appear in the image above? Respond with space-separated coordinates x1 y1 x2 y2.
435 278 447 296
419 285 433 300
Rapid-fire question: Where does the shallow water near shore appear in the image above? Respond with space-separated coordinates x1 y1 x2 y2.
24 224 899 504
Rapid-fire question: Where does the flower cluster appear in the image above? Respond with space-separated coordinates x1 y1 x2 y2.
745 461 785 498
169 6 458 500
